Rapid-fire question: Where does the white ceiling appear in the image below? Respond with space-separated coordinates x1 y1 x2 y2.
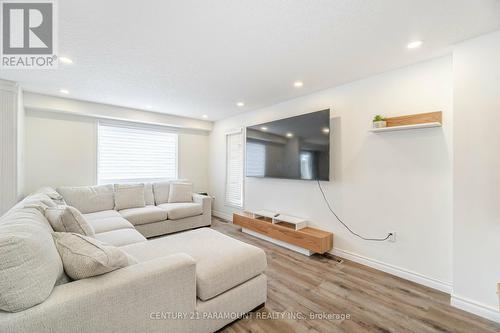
2 0 500 121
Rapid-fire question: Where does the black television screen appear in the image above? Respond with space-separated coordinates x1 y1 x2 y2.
246 109 330 181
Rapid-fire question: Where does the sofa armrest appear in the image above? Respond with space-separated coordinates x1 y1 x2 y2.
0 254 196 333
193 193 211 216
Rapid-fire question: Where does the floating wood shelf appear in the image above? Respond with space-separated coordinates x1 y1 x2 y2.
370 111 442 133
371 122 442 132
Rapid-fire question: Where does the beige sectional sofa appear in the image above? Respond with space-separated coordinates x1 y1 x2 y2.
57 182 213 241
0 184 268 333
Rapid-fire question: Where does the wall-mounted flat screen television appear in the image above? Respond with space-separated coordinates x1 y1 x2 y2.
246 109 330 181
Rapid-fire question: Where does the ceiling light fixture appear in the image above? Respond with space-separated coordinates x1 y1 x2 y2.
236 102 245 107
145 105 153 109
293 81 303 88
322 128 330 134
59 89 69 94
260 126 268 131
286 132 293 138
407 40 423 49
59 56 73 64
202 115 208 119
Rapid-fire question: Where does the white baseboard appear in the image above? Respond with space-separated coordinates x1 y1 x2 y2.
331 248 453 294
451 294 500 323
212 210 233 222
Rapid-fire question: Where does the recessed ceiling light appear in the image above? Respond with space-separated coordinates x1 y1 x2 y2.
260 126 268 131
407 40 423 49
286 132 293 138
322 127 330 134
59 56 73 64
236 102 245 107
145 105 153 109
59 89 69 94
202 114 208 119
293 81 303 88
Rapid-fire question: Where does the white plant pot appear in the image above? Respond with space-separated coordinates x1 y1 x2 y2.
373 120 387 128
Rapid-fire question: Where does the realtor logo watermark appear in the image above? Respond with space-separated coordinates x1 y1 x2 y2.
1 0 58 68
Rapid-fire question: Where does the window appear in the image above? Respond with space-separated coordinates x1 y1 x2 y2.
246 141 266 177
225 130 243 207
300 151 313 180
98 122 178 184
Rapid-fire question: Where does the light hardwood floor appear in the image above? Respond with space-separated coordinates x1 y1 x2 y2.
210 218 500 333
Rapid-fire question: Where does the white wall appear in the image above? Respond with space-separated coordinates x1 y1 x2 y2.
23 108 210 195
24 110 97 193
0 80 21 214
178 129 209 192
451 31 500 322
210 56 453 291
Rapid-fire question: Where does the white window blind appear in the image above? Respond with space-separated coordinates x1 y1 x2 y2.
98 122 178 184
246 141 266 177
225 130 243 207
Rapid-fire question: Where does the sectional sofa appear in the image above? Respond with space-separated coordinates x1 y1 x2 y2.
0 182 268 333
56 182 213 242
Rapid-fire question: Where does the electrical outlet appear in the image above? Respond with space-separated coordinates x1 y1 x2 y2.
388 232 396 242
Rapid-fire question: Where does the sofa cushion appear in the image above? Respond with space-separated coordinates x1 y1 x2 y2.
52 232 136 280
144 183 155 206
94 228 147 247
121 228 267 301
45 206 95 236
83 210 121 221
0 223 64 312
19 193 56 209
114 183 146 210
57 185 114 214
152 181 170 205
34 188 67 206
168 183 193 203
158 202 202 220
86 216 134 234
34 187 63 200
119 205 168 226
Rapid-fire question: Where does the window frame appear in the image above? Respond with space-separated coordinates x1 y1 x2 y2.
224 128 245 209
96 120 179 185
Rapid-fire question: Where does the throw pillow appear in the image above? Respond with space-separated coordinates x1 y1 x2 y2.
168 183 193 203
45 206 95 236
114 184 146 210
52 232 136 280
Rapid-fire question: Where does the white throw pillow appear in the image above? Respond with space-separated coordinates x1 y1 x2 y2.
114 184 146 210
52 232 136 280
45 206 95 236
168 183 193 203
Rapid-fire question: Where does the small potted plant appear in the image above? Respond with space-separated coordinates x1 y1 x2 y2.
372 115 387 128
